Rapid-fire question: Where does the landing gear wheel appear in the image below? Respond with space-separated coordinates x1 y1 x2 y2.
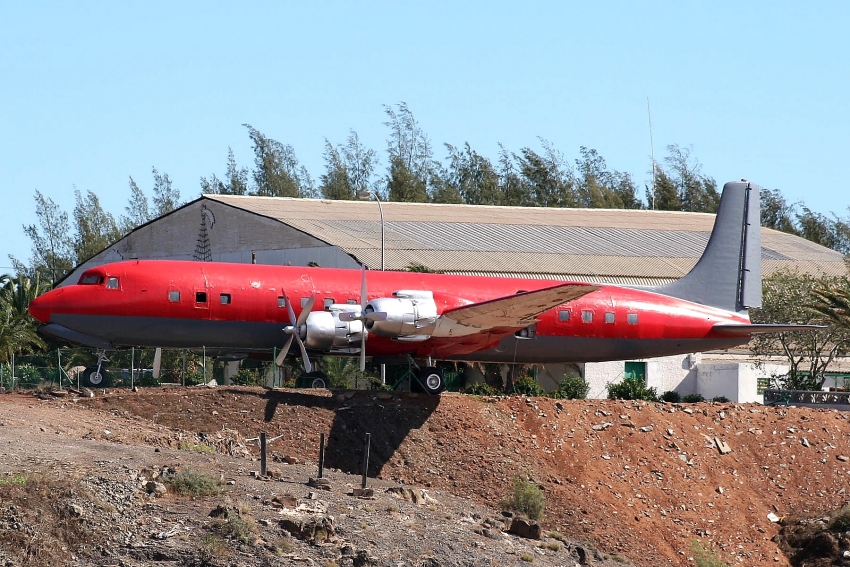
297 371 329 389
418 367 446 395
82 366 112 388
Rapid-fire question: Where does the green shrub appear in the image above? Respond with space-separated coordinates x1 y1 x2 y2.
165 469 221 497
607 377 657 401
689 539 727 567
231 368 261 386
510 375 545 397
683 393 705 403
549 375 589 400
463 382 498 396
660 390 681 403
831 507 850 532
711 396 729 403
500 473 545 521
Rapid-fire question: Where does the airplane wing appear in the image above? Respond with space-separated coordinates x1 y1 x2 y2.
712 323 826 336
432 283 600 338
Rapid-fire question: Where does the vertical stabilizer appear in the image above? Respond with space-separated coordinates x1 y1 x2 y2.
656 181 762 314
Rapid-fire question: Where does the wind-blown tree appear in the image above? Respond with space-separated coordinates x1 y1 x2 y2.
664 144 720 213
72 188 121 264
319 131 378 200
11 190 75 285
383 103 433 202
0 273 47 364
575 146 643 209
810 284 850 333
200 148 250 196
245 124 315 198
647 163 680 211
515 141 578 208
497 144 534 207
120 177 153 233
151 167 182 216
760 188 798 234
750 269 850 390
443 143 502 205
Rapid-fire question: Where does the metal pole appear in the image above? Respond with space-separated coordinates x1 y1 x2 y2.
375 195 385 271
318 433 326 479
260 432 267 476
130 347 135 389
361 433 371 489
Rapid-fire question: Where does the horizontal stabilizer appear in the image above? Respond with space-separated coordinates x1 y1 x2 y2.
712 323 826 336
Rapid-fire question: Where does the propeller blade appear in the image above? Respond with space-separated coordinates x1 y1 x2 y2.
365 311 388 322
275 334 294 366
360 265 367 308
297 295 315 327
360 330 366 372
297 336 312 373
285 294 297 326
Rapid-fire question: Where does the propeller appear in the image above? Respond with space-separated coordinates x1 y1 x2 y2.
275 293 315 372
338 265 387 370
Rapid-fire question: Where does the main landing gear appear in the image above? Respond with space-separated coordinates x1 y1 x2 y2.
416 366 446 395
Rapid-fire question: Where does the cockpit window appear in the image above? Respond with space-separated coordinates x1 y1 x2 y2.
80 275 103 285
106 277 119 289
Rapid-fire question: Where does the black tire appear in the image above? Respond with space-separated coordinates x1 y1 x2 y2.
418 366 446 395
297 371 329 389
82 366 112 388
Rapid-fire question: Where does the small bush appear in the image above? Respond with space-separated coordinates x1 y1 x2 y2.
520 553 534 562
165 469 221 497
607 377 657 401
463 382 498 396
549 375 589 400
510 375 545 397
501 473 545 521
711 396 730 403
831 507 850 532
682 393 705 403
213 514 257 544
689 539 727 567
660 390 681 403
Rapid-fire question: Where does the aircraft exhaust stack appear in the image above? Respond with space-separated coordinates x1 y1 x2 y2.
655 180 762 314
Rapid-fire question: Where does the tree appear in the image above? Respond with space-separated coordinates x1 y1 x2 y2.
647 163 680 211
575 146 643 209
760 188 798 234
497 145 534 207
383 103 433 202
151 167 182 216
443 142 502 205
749 269 850 390
245 124 315 198
120 177 152 233
0 273 47 365
515 141 578 208
72 188 121 264
319 131 378 200
663 144 720 213
11 190 74 285
200 148 250 196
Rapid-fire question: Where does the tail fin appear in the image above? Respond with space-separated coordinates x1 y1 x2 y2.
656 181 762 314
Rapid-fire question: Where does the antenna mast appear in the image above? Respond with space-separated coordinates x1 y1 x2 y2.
647 97 656 210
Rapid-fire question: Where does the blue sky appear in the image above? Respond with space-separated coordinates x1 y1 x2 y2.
2 1 848 270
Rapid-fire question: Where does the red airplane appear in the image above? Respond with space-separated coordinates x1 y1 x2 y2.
28 181 804 393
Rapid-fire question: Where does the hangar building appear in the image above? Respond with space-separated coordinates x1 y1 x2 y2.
66 195 849 401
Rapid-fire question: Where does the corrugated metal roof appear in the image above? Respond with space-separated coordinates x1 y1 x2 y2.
203 194 847 280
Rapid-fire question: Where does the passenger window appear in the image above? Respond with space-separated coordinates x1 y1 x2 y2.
581 310 593 323
220 293 231 305
324 298 335 309
106 277 119 289
346 299 357 305
195 292 207 303
605 312 615 324
168 290 180 302
627 313 639 325
278 296 286 308
558 310 571 322
300 297 310 308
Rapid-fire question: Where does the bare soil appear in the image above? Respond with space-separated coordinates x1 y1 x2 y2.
2 386 850 566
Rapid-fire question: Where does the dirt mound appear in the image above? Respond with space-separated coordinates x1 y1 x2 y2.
3 386 850 566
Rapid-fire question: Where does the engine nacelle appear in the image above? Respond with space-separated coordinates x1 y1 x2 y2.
366 290 437 339
301 308 365 353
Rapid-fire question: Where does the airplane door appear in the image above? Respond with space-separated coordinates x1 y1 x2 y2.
193 282 210 319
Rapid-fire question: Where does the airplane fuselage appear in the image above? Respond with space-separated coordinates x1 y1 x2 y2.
29 259 752 364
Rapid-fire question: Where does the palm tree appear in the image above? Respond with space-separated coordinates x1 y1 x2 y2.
0 274 47 365
810 286 850 331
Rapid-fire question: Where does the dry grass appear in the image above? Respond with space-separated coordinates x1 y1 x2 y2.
0 471 102 567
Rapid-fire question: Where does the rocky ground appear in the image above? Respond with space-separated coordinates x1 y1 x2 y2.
2 386 850 566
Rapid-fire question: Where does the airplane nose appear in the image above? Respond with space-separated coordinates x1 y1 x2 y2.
28 289 62 323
